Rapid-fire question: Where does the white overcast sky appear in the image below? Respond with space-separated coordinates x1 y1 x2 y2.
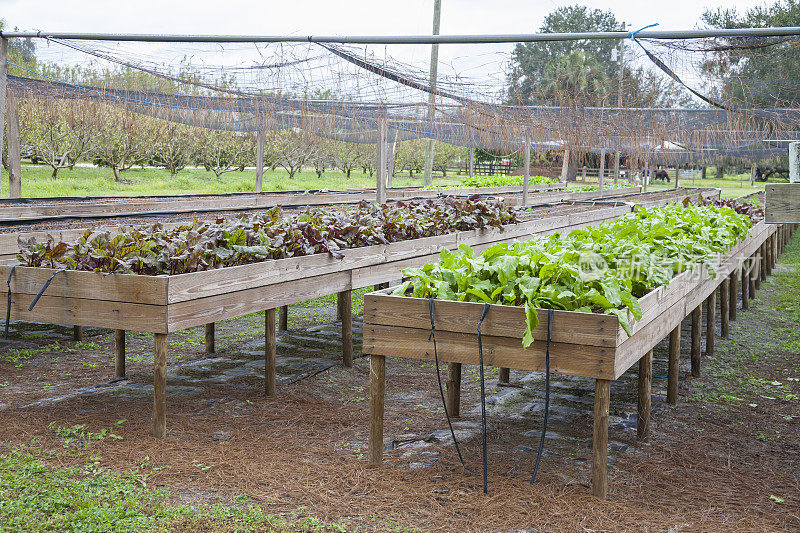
0 0 773 94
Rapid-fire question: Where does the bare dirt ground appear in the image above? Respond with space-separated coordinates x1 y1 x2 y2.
1 239 799 531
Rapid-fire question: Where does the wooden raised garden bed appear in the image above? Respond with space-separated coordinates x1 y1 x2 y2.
362 218 787 499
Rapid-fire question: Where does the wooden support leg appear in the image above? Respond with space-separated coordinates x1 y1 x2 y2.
204 323 215 353
760 242 767 282
73 325 83 342
265 308 276 396
705 291 716 358
667 325 680 405
749 256 757 296
340 290 353 367
741 262 750 310
336 292 344 320
729 271 737 321
369 353 386 466
114 329 126 378
767 236 774 275
498 367 510 383
691 305 702 377
720 280 730 338
755 250 762 290
153 333 167 439
445 362 461 417
592 379 611 499
637 350 653 441
279 305 288 331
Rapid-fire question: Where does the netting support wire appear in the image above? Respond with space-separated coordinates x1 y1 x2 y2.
2 26 800 43
530 308 554 485
477 302 491 494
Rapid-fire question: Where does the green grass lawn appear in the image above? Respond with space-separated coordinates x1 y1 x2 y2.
1 164 462 198
646 170 767 199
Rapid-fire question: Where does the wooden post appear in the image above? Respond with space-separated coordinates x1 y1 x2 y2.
153 333 167 438
114 329 126 378
279 305 288 332
498 367 510 383
376 120 387 203
705 291 716 358
760 242 767 282
750 254 758 294
7 94 22 198
691 305 702 377
592 378 611 499
667 325 680 405
468 147 475 178
445 362 461 417
741 262 750 310
729 271 738 321
560 147 571 182
598 148 606 197
522 132 530 206
674 166 680 189
387 130 396 188
643 161 650 192
204 323 215 353
0 39 7 197
720 279 730 338
255 129 265 193
340 289 353 367
265 308 276 396
637 350 653 441
72 325 83 341
369 353 386 466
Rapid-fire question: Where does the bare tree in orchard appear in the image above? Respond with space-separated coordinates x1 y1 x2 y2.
273 129 316 179
92 107 150 181
20 98 99 178
332 141 360 178
198 129 253 179
150 121 195 177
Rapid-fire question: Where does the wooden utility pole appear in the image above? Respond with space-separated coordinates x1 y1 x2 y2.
422 0 441 187
0 38 8 198
7 94 21 198
255 129 265 193
522 132 530 206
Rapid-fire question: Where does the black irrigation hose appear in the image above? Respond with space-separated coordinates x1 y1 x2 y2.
4 265 16 339
428 298 475 475
530 308 553 485
27 269 67 311
476 302 491 494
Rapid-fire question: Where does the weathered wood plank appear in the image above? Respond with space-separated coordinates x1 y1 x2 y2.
667 324 681 405
637 350 653 441
0 266 168 305
364 293 618 348
592 379 611 499
765 183 800 223
153 333 167 438
363 323 616 380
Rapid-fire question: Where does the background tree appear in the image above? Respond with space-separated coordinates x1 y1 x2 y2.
150 121 195 177
197 129 252 179
272 129 315 179
332 141 360 178
394 140 425 178
92 107 150 181
432 142 467 177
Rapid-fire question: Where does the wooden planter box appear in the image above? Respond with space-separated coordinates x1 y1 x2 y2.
362 219 781 499
0 203 630 438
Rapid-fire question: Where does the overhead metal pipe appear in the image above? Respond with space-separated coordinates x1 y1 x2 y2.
1 26 800 44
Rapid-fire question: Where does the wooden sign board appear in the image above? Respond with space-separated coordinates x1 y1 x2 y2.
765 183 800 223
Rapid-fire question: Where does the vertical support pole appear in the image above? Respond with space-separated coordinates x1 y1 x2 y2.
279 305 288 332
592 378 611 499
729 270 738 321
7 94 21 198
376 120 387 204
767 235 774 275
340 289 353 367
560 147 571 182
73 325 83 341
445 362 461 417
0 38 7 197
720 279 730 338
755 249 762 290
204 323 215 353
637 350 653 441
468 146 475 178
581 164 587 182
421 0 441 188
522 132 530 207
369 353 386 466
674 166 680 189
667 325 680 405
265 308 276 396
750 255 758 295
643 161 650 192
691 305 702 377
760 242 767 282
255 129 265 193
498 367 510 383
741 262 750 310
598 148 606 197
387 130 396 189
705 291 716 358
114 329 125 378
153 333 167 438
